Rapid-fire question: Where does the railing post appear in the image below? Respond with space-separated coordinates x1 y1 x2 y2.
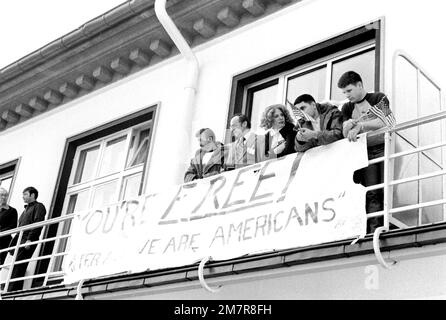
42 234 62 287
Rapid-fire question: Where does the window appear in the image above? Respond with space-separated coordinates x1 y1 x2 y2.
0 159 19 200
245 79 279 133
53 124 153 271
34 106 157 277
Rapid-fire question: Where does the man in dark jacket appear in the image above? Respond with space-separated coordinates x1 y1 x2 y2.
8 186 46 292
293 94 343 152
184 128 226 182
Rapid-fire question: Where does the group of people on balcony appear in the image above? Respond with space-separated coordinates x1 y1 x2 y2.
0 186 46 292
184 71 395 233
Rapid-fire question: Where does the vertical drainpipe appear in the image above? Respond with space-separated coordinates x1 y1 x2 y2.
154 0 199 182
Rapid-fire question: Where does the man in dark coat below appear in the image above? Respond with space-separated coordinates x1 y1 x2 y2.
293 94 343 152
0 187 18 267
184 128 226 182
7 186 46 292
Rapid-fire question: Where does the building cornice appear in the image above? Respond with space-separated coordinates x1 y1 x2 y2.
0 0 300 132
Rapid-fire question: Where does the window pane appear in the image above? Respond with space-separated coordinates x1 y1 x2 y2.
286 67 326 104
127 128 151 167
120 173 143 200
98 136 127 177
74 146 100 184
53 190 90 272
331 49 375 101
420 154 443 225
91 180 118 209
249 83 278 134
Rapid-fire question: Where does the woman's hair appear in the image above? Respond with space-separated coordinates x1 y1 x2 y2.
260 104 294 129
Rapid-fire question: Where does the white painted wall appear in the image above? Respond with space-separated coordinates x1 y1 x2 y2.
0 0 445 273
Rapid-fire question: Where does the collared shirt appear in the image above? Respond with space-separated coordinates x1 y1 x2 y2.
201 152 213 165
234 130 254 166
269 128 285 155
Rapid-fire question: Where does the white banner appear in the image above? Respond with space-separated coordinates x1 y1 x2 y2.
63 136 369 284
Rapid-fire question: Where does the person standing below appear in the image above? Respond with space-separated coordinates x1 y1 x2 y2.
0 187 18 267
259 104 297 160
226 113 264 170
8 186 46 292
338 71 395 233
184 128 226 182
292 94 343 152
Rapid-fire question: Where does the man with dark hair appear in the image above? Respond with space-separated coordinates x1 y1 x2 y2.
293 94 343 152
184 128 226 182
226 113 264 170
337 70 395 233
8 186 46 292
